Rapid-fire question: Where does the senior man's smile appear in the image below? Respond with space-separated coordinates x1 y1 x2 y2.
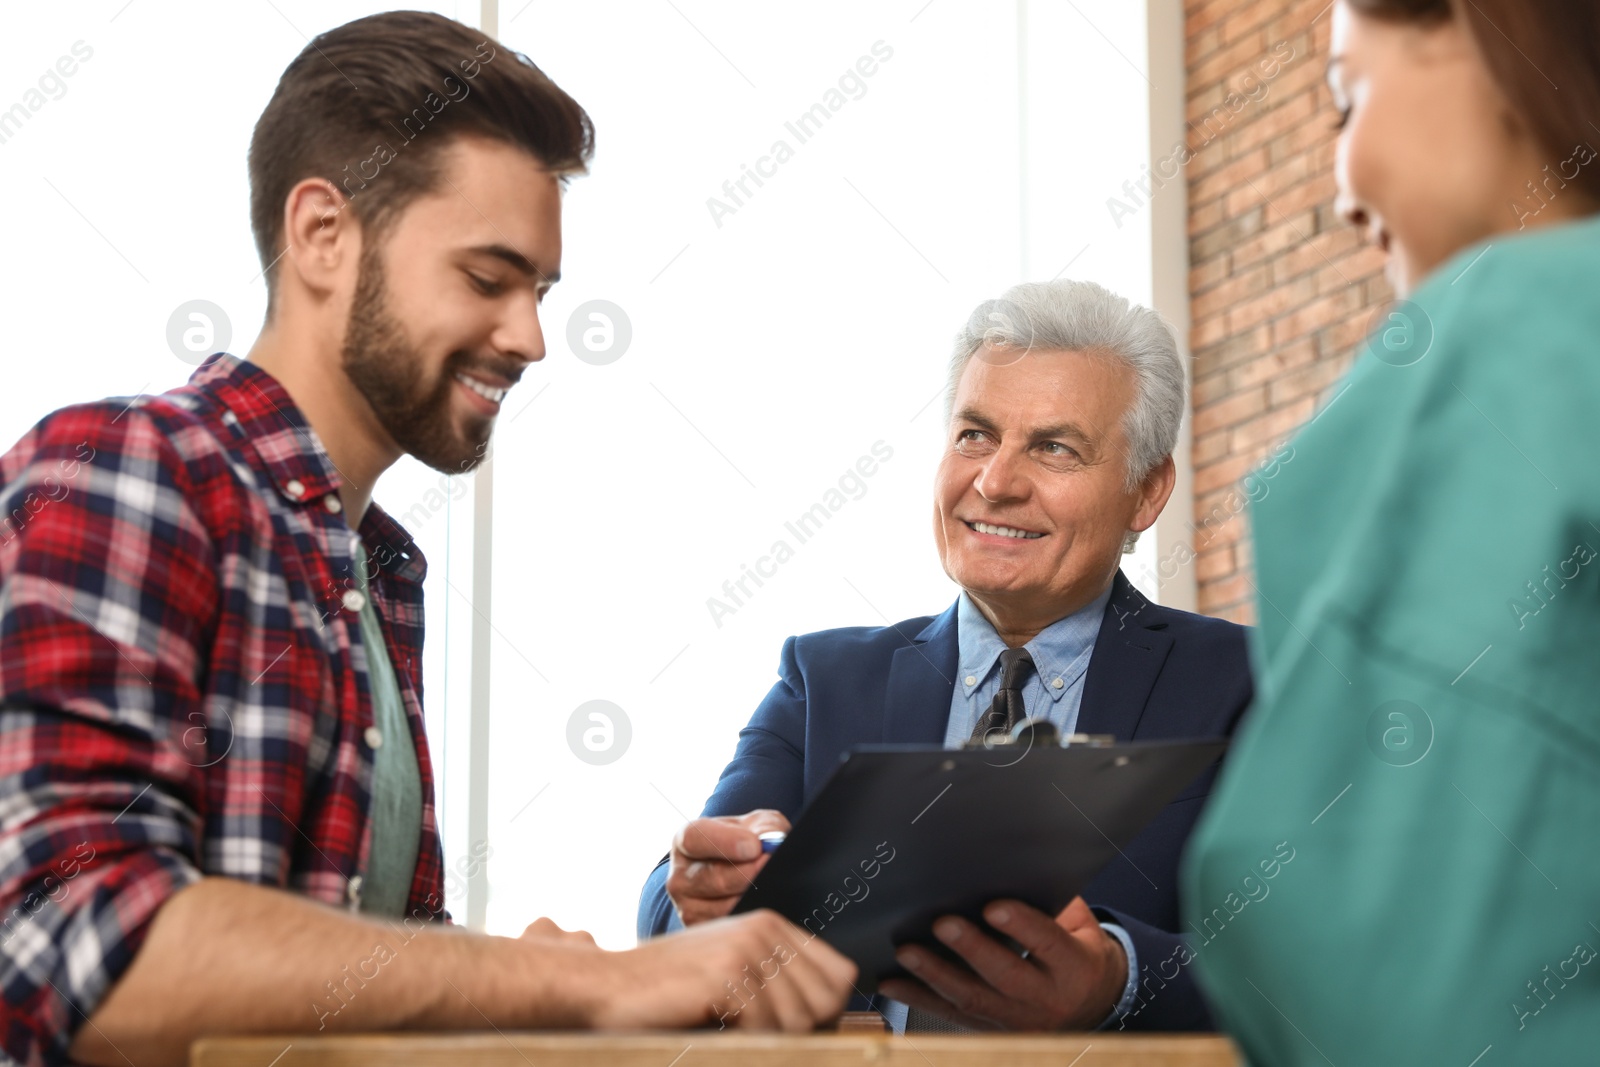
964 520 1047 541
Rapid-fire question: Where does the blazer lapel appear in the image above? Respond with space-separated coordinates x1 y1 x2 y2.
1077 571 1174 740
881 602 960 744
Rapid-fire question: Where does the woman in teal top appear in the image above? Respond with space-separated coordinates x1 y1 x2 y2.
1183 1 1600 1063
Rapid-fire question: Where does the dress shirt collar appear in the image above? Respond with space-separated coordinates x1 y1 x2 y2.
955 582 1113 703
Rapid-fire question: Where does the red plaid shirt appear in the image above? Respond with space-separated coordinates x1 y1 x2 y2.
0 355 446 1065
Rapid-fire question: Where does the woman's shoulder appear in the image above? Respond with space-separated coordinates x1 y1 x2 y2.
1376 213 1600 411
1420 213 1600 338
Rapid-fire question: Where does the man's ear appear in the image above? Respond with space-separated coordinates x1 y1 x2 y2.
1128 454 1176 535
277 177 361 306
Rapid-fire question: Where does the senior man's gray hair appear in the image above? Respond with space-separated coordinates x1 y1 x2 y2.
945 280 1185 553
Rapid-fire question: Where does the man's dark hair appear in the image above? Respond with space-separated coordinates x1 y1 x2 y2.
248 10 594 316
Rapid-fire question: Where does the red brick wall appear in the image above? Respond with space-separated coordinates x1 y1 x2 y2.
1183 0 1390 622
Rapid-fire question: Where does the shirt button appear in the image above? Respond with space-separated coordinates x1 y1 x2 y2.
1052 678 1065 689
325 495 343 514
964 675 977 687
364 726 383 749
342 589 367 612
285 479 305 499
346 874 363 904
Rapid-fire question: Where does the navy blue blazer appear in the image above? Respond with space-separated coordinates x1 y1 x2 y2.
637 570 1252 1031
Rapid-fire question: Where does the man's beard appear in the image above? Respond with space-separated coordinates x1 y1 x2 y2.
341 243 505 475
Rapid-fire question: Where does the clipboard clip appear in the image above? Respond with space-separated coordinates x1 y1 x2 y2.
961 717 1117 750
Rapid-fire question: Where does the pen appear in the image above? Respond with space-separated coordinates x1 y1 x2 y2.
758 830 786 853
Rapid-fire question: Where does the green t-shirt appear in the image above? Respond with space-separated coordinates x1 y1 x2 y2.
1183 214 1600 1063
351 542 422 919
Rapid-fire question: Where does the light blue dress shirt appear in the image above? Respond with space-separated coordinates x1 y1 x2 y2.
885 584 1142 1033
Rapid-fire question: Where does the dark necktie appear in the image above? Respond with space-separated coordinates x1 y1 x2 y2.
904 648 1038 1033
968 646 1036 745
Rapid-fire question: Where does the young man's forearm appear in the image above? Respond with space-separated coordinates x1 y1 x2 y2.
69 877 604 1066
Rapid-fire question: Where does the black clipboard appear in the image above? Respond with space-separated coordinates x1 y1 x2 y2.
730 737 1225 991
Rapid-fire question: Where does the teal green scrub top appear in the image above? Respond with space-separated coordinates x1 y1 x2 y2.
1184 213 1600 1064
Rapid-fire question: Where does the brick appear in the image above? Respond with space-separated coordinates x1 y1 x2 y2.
1192 324 1270 378
1191 368 1231 409
1191 29 1272 94
1190 148 1271 206
1307 137 1337 175
1267 110 1334 167
1230 339 1316 392
1206 600 1257 625
1188 118 1259 180
1187 81 1228 124
1231 210 1317 270
1270 287 1365 347
1193 448 1268 496
1183 0 1389 622
1185 135 1239 182
1314 257 1366 297
1226 273 1317 334
1313 200 1344 234
1191 206 1264 262
1231 395 1317 452
1191 427 1231 467
1234 534 1254 571
1317 310 1378 360
1260 43 1329 108
1187 0 1241 38
1225 151 1317 217
1227 89 1320 158
1219 0 1279 45
1261 0 1339 45
1363 273 1396 306
1190 254 1231 293
1187 26 1224 68
1192 261 1271 323
1199 571 1255 610
1189 196 1226 238
1267 353 1353 408
1191 494 1247 552
1191 315 1229 354
1195 545 1236 584
1267 157 1325 213
1270 225 1364 286
1193 386 1267 437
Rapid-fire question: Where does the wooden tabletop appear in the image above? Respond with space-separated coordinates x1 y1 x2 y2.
192 1031 1241 1067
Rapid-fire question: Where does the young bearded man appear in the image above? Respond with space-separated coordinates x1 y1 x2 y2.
0 12 853 1066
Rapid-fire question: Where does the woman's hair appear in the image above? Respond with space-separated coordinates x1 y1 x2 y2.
1347 0 1600 206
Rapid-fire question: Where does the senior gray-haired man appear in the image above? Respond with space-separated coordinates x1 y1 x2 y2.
638 280 1254 1032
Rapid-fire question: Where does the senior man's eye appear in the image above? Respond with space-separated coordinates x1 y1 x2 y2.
954 429 994 454
1036 441 1085 470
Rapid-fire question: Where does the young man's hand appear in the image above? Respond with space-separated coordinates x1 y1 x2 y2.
583 909 857 1032
519 917 597 947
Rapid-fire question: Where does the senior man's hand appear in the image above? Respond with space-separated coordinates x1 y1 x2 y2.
877 896 1127 1031
666 809 791 926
